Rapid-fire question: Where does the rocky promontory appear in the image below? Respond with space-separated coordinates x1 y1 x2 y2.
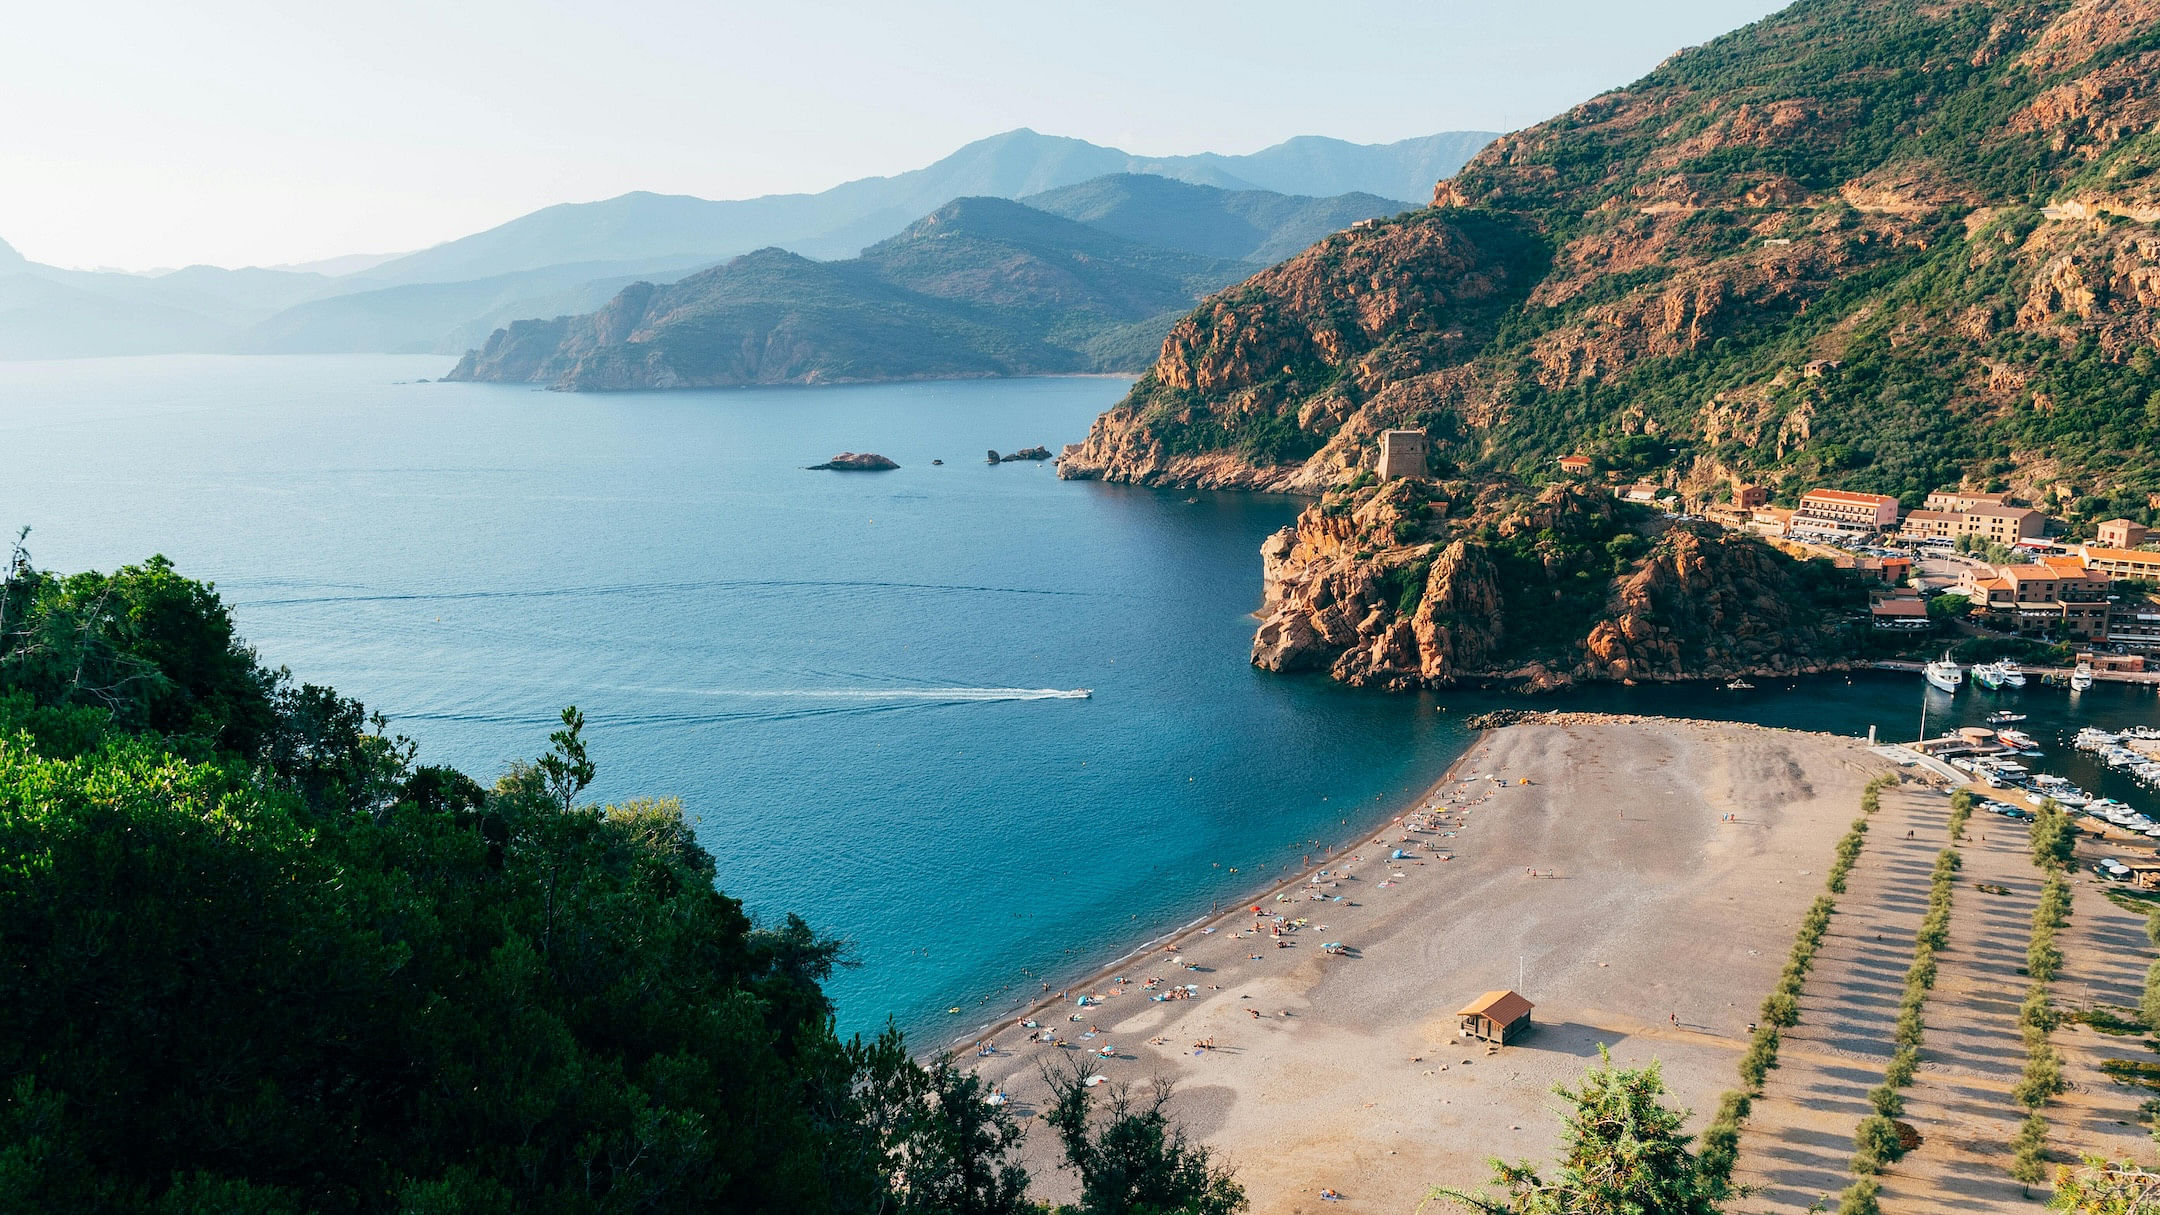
1252 479 1863 691
808 452 899 471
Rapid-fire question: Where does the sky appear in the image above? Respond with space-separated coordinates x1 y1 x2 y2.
0 0 1788 272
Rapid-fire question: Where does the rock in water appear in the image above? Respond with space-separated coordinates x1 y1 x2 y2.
998 446 1052 462
986 450 1001 464
808 452 899 471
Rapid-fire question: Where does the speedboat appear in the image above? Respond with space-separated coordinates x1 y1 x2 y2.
2072 662 2095 692
1997 729 2038 751
1925 654 1963 693
1999 660 2027 687
1972 662 2005 690
1986 711 2028 724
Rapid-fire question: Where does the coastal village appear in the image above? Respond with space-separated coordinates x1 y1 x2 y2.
1563 445 2160 664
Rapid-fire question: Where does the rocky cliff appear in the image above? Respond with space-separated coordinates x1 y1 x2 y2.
1252 480 1863 689
1061 0 2160 518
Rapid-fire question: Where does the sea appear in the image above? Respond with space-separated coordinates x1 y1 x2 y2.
6 354 2158 1040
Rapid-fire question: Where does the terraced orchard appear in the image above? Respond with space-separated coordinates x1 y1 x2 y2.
1726 780 2160 1212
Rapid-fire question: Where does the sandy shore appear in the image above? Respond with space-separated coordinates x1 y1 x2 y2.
965 716 1893 1214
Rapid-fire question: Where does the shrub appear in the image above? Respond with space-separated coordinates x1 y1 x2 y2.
1882 1047 1919 1089
1739 1026 1780 1089
2014 1044 2065 1109
1852 1113 1904 1172
1696 1089 1751 1190
1838 1174 1882 1215
1948 788 1974 840
1867 1081 1903 1118
2009 1112 2048 1184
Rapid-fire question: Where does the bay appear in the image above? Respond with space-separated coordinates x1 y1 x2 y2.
6 354 2157 1041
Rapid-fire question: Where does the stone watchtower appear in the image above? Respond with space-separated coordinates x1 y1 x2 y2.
1376 429 1428 481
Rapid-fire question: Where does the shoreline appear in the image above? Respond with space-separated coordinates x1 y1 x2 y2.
937 709 1855 1053
940 722 1496 1051
961 713 1892 1212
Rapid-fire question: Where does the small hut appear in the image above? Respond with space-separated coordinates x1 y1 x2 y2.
1457 990 1534 1044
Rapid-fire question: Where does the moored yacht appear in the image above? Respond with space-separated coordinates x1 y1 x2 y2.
1999 660 2027 687
2072 661 2095 692
1924 654 1963 692
1972 662 2005 689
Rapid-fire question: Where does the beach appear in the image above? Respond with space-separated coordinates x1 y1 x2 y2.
964 716 1892 1214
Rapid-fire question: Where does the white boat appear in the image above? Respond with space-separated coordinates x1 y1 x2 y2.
1924 654 1963 692
1997 729 2038 751
2072 662 2095 692
2000 660 2027 687
1972 662 2005 690
1986 711 2028 724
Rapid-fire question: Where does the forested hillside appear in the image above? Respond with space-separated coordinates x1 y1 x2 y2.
0 539 1238 1214
1063 0 2160 529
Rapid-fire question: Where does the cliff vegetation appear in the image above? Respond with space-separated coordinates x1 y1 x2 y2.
1254 480 1866 689
1063 0 2160 527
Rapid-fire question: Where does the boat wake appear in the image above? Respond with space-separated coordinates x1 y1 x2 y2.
395 685 1091 731
646 686 1090 702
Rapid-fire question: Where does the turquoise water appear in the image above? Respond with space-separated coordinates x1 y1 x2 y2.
6 355 2157 1039
0 356 1471 1037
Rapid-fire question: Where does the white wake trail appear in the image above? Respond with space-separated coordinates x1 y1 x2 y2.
637 686 1090 702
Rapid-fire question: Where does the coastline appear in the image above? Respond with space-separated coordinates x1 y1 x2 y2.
940 720 1501 1051
936 710 1816 1051
960 713 1891 1213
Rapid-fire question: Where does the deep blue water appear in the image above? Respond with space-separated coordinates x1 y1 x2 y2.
5 355 2157 1039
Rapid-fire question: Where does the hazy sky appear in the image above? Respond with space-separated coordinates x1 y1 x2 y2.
2 0 1786 271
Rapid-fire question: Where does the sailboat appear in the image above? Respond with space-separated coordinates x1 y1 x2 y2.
1924 653 1963 693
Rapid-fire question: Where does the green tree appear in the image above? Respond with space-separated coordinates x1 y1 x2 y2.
1041 1061 1245 1215
5 550 1205 1214
1433 1049 1726 1215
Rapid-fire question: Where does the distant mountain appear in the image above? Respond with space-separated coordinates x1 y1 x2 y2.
0 127 1493 361
0 273 235 359
363 128 1494 286
232 256 725 355
1021 174 1407 265
1129 133 1503 203
446 196 1255 389
0 256 338 358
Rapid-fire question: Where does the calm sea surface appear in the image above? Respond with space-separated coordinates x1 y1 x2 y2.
6 354 2158 1038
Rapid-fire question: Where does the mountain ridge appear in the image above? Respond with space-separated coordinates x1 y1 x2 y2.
446 178 1426 389
444 196 1256 389
1058 0 2160 691
358 128 1494 287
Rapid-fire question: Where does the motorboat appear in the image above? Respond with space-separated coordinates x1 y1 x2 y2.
1924 654 1963 692
2072 662 2095 692
1972 662 2005 690
1999 660 2027 687
1986 711 2028 724
1724 678 1756 690
1997 729 2038 751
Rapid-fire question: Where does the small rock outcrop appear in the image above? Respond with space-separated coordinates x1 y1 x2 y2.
994 446 1052 463
808 452 899 471
1252 479 1862 691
